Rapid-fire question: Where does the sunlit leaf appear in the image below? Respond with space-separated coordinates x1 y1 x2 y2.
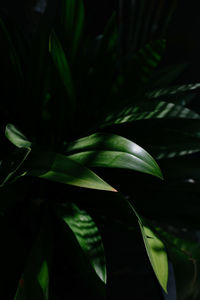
61 203 106 283
153 225 200 300
139 221 168 293
99 100 200 129
147 83 200 100
66 133 163 179
25 150 116 192
127 201 168 293
5 124 32 148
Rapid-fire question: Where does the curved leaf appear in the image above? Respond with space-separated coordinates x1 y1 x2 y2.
154 225 200 300
25 150 116 192
127 201 168 293
99 100 200 129
66 133 163 179
60 203 106 283
5 123 32 148
138 221 168 293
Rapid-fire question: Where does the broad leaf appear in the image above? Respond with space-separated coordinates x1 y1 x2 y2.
24 150 116 192
102 118 200 160
60 203 106 283
66 133 163 179
138 221 168 293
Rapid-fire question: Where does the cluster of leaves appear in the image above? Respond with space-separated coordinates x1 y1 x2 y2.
1 0 200 299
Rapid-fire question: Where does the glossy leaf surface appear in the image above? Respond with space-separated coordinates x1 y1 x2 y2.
154 225 200 300
139 221 168 293
66 133 163 179
5 123 32 148
25 150 116 192
99 100 200 129
61 203 106 283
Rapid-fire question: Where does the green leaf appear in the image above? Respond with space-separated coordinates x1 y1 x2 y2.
61 0 84 58
60 203 106 283
127 201 168 293
66 133 163 179
15 218 52 300
5 123 32 148
25 150 116 192
99 100 200 129
147 82 200 100
57 205 106 299
49 30 75 107
0 147 31 187
153 225 200 300
138 221 168 293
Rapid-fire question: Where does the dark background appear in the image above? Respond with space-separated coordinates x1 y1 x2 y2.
0 1 199 299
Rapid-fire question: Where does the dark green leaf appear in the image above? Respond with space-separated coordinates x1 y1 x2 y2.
66 133 163 179
49 31 75 107
153 225 200 300
139 221 168 293
61 203 106 283
0 147 31 187
14 217 52 300
61 0 84 58
127 201 168 293
99 100 200 129
5 124 32 148
25 150 116 192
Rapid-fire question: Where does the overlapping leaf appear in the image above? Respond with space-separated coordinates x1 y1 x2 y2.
139 222 168 293
61 0 84 58
99 100 200 129
153 225 200 300
5 123 32 148
66 133 163 179
147 83 200 100
24 150 116 192
60 203 106 283
127 201 168 293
